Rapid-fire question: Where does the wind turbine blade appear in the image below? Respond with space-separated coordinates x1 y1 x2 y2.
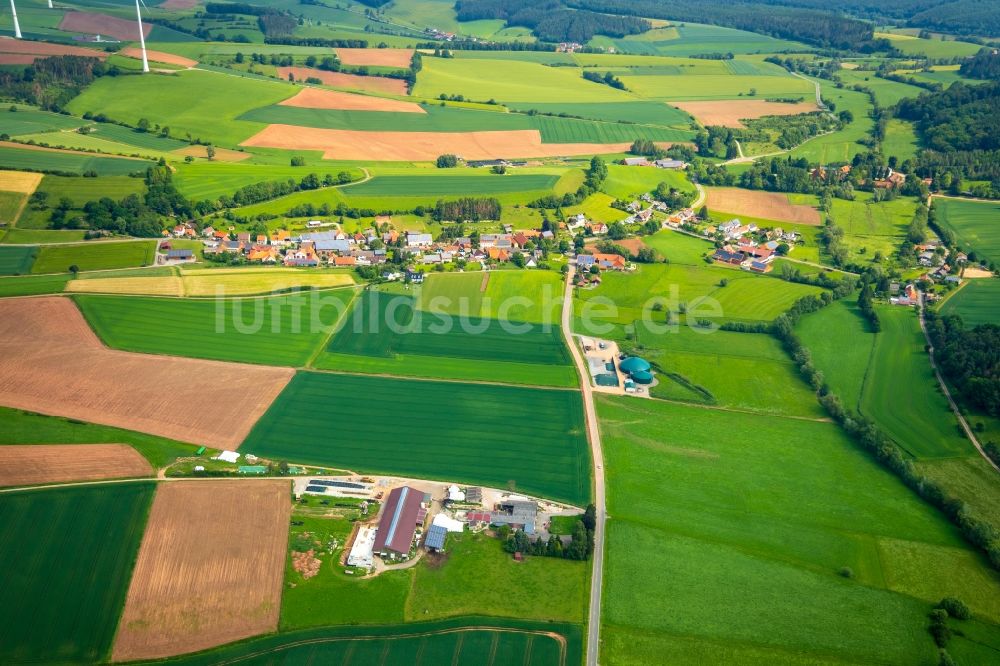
10 0 22 39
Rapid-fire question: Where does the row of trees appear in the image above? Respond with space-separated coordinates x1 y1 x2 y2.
530 156 607 209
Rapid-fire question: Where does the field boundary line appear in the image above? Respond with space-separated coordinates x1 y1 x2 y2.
304 366 580 392
306 286 360 368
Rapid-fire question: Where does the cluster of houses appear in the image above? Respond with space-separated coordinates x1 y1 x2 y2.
709 219 801 273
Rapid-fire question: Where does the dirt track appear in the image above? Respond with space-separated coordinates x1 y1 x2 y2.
276 68 408 95
241 125 635 161
279 87 425 113
112 480 291 661
0 444 151 487
707 187 822 225
674 100 820 129
335 48 415 68
59 11 152 41
0 297 293 449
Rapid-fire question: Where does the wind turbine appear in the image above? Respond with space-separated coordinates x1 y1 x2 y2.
9 0 21 39
134 0 148 73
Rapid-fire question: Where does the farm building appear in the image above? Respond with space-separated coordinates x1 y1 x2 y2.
347 525 377 569
373 486 425 559
166 249 194 261
490 499 539 535
425 525 448 551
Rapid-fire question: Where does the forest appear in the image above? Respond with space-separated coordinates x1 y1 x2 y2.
0 56 110 110
565 0 875 49
454 0 649 43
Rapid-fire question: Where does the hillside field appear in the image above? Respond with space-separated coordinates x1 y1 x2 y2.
934 198 1000 266
241 372 591 505
598 395 1000 664
32 241 155 273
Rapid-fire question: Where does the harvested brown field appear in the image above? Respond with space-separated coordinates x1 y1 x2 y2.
279 87 424 113
172 144 250 162
0 170 43 194
707 187 822 225
0 54 43 65
335 47 415 68
276 67 408 95
59 11 152 41
112 480 291 661
0 444 152 487
963 267 994 279
673 100 820 129
119 47 197 68
0 36 107 58
0 297 293 449
612 237 647 255
242 125 636 161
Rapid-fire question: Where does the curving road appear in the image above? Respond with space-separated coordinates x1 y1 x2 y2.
562 265 607 666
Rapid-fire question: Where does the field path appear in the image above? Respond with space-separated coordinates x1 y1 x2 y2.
563 264 606 666
917 292 1000 474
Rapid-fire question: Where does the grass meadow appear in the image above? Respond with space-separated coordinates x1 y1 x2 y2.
1 107 84 135
862 306 970 459
939 278 1000 326
242 371 590 505
0 483 154 663
598 395 1000 664
0 273 73 296
796 296 875 410
934 197 1000 266
876 32 983 58
75 290 356 367
31 241 155 273
574 262 822 327
15 175 145 229
789 83 873 164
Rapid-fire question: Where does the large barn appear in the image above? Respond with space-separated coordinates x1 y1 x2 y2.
373 486 425 559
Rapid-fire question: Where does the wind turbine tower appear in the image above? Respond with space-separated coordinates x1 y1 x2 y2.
9 0 21 39
134 0 148 73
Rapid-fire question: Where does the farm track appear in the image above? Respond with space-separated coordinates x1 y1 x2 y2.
918 293 1000 474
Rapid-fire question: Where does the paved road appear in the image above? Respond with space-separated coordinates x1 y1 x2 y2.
917 293 1000 473
562 265 607 666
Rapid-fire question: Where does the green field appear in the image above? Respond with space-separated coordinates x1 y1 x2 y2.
823 193 918 262
84 122 190 151
239 103 692 144
15 174 146 229
602 22 806 56
0 145 150 176
940 279 1000 326
316 289 576 386
602 165 693 200
934 197 1000 266
796 295 875 410
599 395 1000 663
506 101 691 128
347 173 559 197
789 82 873 164
66 69 296 147
641 229 713 265
836 70 925 107
574 263 823 327
0 245 36 275
620 74 812 101
0 190 24 224
0 108 84 136
75 290 355 367
31 241 155 273
0 483 154 663
242 371 590 504
877 32 983 58
159 617 582 666
0 406 198 467
172 162 364 202
861 306 970 459
0 272 72 296
882 118 920 162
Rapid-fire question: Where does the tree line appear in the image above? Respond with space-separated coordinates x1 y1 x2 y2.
925 311 1000 418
